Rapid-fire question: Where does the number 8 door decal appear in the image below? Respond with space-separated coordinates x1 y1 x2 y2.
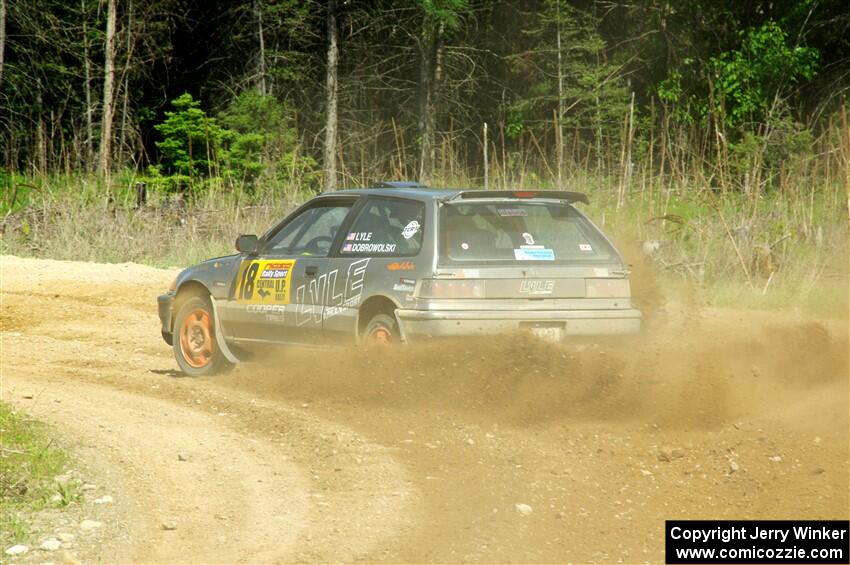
239 262 260 300
237 260 295 304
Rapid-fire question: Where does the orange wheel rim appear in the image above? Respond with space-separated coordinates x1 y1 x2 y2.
369 327 392 345
179 309 215 368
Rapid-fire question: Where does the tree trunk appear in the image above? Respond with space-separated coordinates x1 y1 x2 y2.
418 20 442 185
555 0 564 187
82 0 94 171
98 0 117 178
118 75 129 167
35 85 46 174
0 0 6 88
256 0 266 96
118 0 133 168
483 122 489 189
322 0 338 192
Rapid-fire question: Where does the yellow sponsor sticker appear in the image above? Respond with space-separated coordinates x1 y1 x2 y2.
236 259 295 304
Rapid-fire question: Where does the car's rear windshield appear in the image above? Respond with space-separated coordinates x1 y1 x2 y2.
439 201 617 264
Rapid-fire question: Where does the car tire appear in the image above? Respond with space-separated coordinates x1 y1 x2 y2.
363 313 398 346
172 296 234 376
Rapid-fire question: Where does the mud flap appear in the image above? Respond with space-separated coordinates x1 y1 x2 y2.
393 310 409 344
210 299 240 363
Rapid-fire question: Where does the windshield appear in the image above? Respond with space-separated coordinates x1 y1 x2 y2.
440 201 618 264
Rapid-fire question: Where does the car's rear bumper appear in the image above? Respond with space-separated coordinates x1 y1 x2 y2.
396 308 641 340
158 292 175 345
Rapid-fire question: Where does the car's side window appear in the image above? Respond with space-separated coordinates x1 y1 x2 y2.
339 198 425 257
266 202 353 257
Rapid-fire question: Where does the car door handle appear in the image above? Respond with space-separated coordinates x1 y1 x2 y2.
305 265 318 277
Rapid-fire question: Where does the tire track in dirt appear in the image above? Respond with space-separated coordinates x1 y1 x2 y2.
5 376 310 563
2 255 848 563
1 256 420 563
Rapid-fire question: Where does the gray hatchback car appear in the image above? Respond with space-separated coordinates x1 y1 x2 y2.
158 182 641 375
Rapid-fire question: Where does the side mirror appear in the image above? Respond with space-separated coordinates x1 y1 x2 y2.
235 234 259 255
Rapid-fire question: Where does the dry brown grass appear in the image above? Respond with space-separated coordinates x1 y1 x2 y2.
2 113 847 313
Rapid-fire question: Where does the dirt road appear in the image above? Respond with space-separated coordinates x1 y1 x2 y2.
2 255 848 563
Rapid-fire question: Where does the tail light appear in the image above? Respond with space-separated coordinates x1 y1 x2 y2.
586 278 630 298
418 279 486 299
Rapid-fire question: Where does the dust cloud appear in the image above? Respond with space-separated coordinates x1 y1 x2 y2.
4 254 847 562
223 293 848 434
217 281 849 562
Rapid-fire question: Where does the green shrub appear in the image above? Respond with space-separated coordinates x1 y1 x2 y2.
150 90 319 194
154 93 228 180
217 90 319 192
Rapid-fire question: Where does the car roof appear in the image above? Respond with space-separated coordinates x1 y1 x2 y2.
322 186 588 204
324 187 462 201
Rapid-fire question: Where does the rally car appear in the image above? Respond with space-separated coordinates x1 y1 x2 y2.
158 182 641 375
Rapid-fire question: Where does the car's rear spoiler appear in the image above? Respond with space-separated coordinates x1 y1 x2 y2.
446 190 589 204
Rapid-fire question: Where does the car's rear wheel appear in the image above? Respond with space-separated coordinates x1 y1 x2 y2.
173 296 233 376
363 313 398 346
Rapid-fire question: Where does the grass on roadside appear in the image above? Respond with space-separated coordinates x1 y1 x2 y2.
643 275 849 320
0 169 846 316
0 402 74 546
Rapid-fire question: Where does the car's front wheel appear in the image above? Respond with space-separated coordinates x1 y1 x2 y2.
362 313 399 346
173 296 233 376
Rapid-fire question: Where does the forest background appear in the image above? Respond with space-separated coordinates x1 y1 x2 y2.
1 0 848 312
